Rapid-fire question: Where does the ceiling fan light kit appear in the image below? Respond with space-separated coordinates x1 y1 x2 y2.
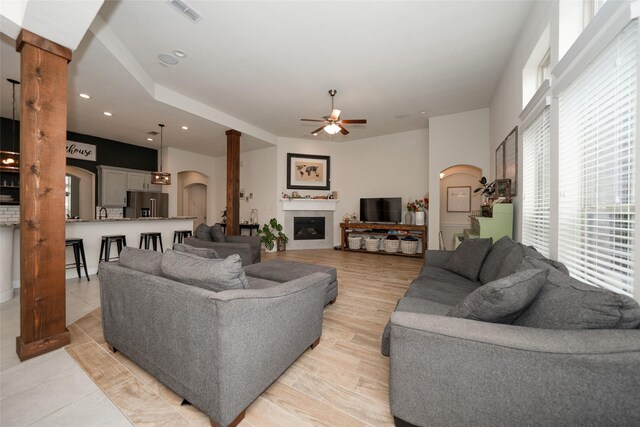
301 89 367 136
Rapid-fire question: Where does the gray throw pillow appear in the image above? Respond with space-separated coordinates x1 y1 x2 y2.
478 236 523 284
211 223 226 243
447 269 548 323
118 246 163 276
514 260 640 329
173 243 219 259
160 250 248 292
444 238 493 281
520 245 570 275
195 223 214 241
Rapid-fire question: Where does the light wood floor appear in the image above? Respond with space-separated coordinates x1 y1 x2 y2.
66 249 423 426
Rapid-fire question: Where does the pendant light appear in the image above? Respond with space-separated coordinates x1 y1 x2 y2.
151 123 171 185
1 79 20 168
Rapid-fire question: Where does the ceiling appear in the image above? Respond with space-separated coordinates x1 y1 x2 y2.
1 0 534 156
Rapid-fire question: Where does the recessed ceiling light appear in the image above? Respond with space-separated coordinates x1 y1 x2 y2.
79 93 91 99
147 137 153 141
174 50 187 58
181 125 189 130
158 53 178 65
420 111 427 115
103 111 112 116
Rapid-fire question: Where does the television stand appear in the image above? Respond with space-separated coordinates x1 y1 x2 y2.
339 222 427 258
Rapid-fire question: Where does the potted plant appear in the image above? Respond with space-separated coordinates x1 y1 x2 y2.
474 177 495 216
257 218 289 252
407 196 429 225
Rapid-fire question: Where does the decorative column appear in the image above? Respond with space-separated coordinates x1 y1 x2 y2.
16 29 72 361
225 129 241 236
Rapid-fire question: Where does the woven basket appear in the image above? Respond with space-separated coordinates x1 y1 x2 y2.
365 238 380 252
383 239 400 253
401 240 418 254
348 236 363 250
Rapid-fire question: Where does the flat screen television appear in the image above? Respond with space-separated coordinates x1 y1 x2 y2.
360 197 402 223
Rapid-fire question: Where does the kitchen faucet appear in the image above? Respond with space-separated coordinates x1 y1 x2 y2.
99 207 108 220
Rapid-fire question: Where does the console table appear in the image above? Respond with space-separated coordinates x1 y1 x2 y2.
340 222 427 258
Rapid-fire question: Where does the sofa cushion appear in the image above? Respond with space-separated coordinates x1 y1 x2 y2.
479 236 523 284
211 223 226 243
195 223 214 242
244 260 337 283
173 243 219 259
160 250 248 292
447 269 548 324
514 260 640 329
381 297 452 356
444 238 493 282
118 246 163 276
520 245 570 275
246 276 281 290
405 269 478 306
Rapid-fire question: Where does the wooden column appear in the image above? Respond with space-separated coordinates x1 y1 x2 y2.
16 30 72 361
225 129 241 236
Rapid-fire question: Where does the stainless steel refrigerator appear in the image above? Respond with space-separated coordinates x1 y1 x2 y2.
125 191 169 218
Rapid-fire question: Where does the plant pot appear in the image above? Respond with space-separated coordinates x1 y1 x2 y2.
277 238 286 252
264 243 277 252
415 211 425 226
404 212 413 225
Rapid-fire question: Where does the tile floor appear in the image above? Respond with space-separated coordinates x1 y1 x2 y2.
0 276 131 427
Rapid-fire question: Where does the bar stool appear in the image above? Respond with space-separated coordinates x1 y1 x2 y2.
66 238 90 280
99 235 127 263
139 232 164 252
173 230 193 244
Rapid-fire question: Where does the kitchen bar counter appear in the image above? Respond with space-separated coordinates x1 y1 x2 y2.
1 217 196 302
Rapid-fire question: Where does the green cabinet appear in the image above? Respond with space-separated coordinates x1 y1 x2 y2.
462 203 513 243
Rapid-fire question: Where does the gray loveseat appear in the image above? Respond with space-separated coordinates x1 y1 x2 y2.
384 237 640 426
99 247 330 427
185 223 261 266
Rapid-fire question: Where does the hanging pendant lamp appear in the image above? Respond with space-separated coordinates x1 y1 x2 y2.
151 123 171 185
1 78 20 168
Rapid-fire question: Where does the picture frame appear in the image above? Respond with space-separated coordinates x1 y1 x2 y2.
287 153 331 190
447 186 471 212
495 178 512 198
503 126 518 196
495 142 504 179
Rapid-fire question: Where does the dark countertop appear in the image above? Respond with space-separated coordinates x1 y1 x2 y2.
1 217 196 227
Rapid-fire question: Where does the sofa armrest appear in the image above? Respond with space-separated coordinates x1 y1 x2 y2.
210 272 330 424
225 235 261 264
423 250 452 267
183 236 255 266
389 312 640 426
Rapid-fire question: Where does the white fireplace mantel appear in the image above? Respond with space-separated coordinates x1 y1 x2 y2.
280 198 338 211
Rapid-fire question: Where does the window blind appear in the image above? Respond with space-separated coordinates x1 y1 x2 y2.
522 107 551 256
558 21 636 296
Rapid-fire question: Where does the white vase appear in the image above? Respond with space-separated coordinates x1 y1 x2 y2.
415 211 425 226
404 212 413 225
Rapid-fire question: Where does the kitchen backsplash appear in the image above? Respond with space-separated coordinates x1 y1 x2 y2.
0 206 20 223
95 207 124 219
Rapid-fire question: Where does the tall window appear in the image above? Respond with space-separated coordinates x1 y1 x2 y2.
522 107 551 256
558 22 636 296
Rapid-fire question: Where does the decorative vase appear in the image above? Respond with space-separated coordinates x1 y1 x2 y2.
415 211 425 226
404 212 413 225
277 238 286 252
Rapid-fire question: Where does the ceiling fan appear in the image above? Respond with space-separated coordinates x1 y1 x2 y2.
301 89 367 136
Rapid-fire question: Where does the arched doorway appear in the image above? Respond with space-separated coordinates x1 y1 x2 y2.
439 164 483 250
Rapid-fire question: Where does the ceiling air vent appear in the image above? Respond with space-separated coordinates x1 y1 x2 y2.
168 0 203 23
147 131 159 136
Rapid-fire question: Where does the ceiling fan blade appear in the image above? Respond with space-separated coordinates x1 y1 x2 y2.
330 109 341 120
310 126 325 135
301 119 327 122
340 119 367 124
338 124 349 135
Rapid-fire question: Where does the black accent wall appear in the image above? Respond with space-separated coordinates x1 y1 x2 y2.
1 117 158 173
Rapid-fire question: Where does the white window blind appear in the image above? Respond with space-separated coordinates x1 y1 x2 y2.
558 21 636 296
522 107 551 256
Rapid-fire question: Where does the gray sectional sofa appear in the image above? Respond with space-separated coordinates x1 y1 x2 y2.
384 236 640 427
184 223 261 266
99 246 331 427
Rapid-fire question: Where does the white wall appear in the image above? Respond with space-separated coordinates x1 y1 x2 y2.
275 129 429 245
489 1 555 242
428 108 490 249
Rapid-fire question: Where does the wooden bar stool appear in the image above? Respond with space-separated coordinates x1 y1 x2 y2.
139 232 163 252
99 235 127 263
66 238 90 280
173 230 193 244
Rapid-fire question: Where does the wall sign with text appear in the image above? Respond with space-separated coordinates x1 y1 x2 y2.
66 141 97 161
